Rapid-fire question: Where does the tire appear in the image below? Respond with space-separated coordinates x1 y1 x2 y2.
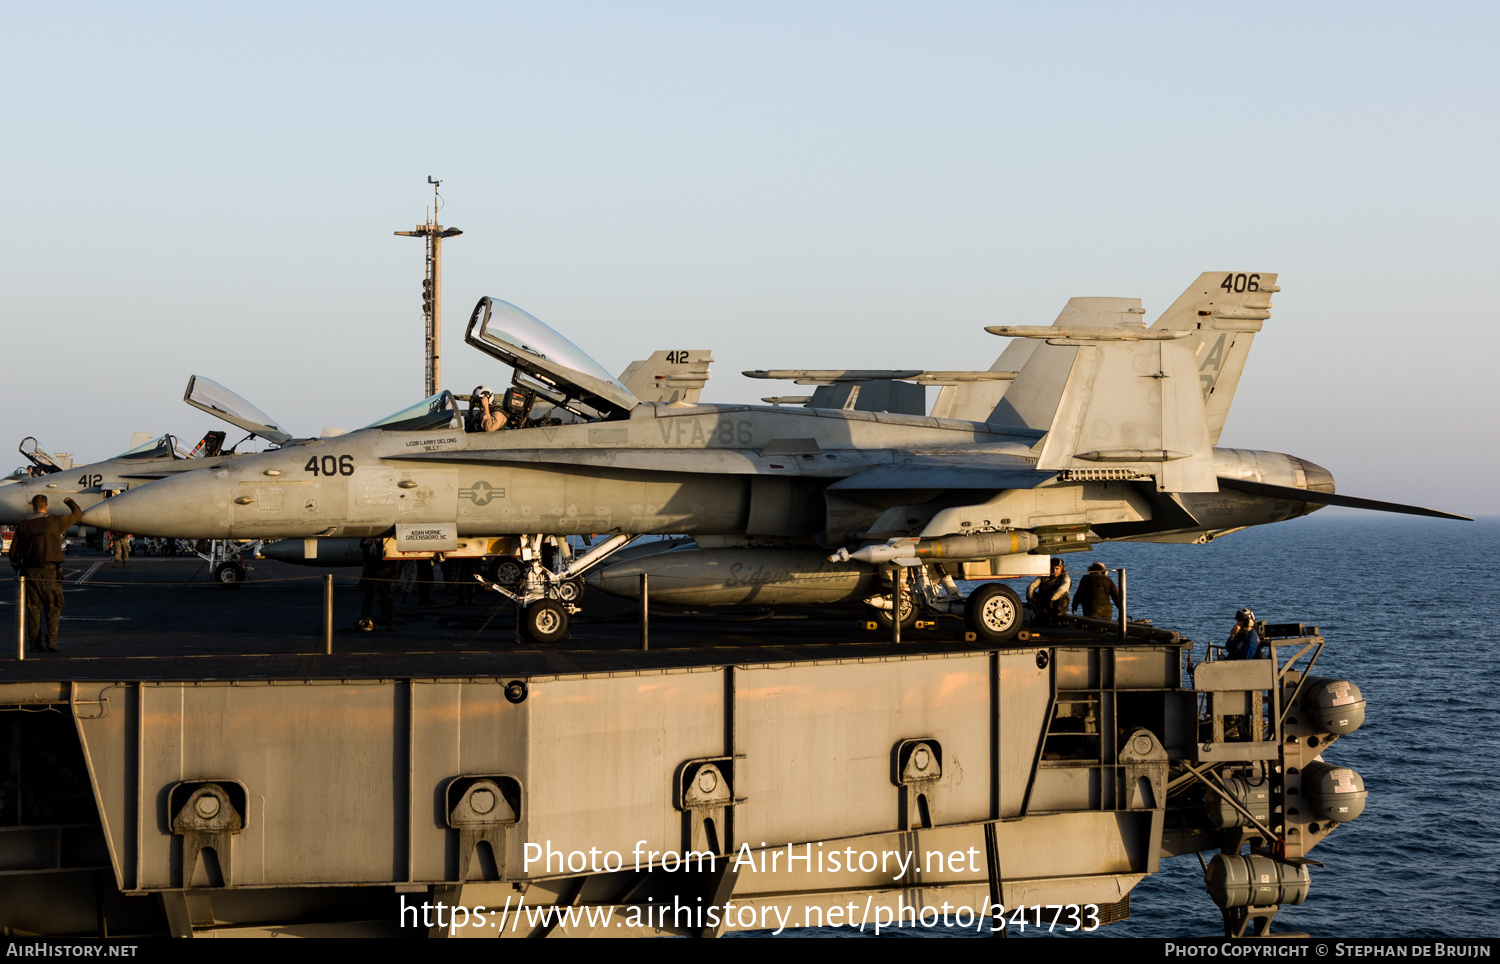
522 600 569 644
870 591 918 630
213 562 245 588
554 578 585 603
492 557 524 586
967 583 1022 642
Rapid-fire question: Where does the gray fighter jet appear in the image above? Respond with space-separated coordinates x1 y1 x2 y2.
256 346 715 570
83 275 1469 644
0 377 295 528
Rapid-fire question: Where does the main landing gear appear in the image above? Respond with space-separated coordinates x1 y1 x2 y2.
476 533 636 644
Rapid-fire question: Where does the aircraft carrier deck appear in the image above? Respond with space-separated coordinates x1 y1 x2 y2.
1 551 1364 939
0 554 1183 680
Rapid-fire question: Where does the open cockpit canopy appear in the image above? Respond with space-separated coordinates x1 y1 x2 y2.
184 376 293 445
465 297 638 421
18 437 63 474
361 391 461 433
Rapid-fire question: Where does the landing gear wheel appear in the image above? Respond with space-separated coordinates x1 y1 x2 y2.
491 557 523 586
870 592 918 630
522 600 569 644
213 562 246 588
967 583 1022 642
555 578 585 604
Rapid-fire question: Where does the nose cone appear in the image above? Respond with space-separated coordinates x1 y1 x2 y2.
0 483 33 524
1289 456 1336 494
81 472 231 539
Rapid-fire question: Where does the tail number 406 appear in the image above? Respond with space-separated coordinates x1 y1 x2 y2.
1220 273 1261 293
304 455 355 476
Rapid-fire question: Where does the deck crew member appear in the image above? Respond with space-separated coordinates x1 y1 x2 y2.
1027 558 1070 625
1226 608 1261 660
112 531 132 568
358 537 398 631
1072 561 1121 620
8 494 82 653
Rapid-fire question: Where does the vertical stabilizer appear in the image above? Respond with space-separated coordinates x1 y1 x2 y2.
618 350 714 405
1150 272 1278 444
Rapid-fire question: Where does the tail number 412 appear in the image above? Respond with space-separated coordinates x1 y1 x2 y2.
304 455 355 476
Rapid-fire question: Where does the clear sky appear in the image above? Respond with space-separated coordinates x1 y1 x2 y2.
4 1 1496 516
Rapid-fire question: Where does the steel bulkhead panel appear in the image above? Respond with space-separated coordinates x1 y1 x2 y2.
1052 648 1098 690
998 810 1145 880
0 682 70 705
72 682 137 892
723 817 1145 904
133 681 402 888
1029 766 1101 812
1113 646 1180 689
521 670 726 870
732 656 992 845
998 651 1052 819
408 680 530 882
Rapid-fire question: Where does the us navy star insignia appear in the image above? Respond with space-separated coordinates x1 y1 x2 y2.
460 481 500 505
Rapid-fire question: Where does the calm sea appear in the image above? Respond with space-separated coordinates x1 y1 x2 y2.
781 514 1500 938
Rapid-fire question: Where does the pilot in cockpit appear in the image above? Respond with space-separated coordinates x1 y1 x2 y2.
470 386 506 432
469 385 540 432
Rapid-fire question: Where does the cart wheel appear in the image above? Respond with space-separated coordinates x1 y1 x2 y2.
966 584 1022 642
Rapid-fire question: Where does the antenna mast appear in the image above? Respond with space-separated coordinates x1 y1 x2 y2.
394 178 463 397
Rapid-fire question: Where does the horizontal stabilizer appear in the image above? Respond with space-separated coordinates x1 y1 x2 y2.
986 325 1189 342
1216 477 1472 521
744 370 1016 385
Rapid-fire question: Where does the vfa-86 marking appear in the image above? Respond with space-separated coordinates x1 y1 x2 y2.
84 276 1469 644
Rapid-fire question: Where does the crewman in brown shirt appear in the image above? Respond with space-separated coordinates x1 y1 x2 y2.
8 494 82 653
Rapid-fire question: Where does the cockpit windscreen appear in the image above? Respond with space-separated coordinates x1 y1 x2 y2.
115 434 178 460
361 391 460 432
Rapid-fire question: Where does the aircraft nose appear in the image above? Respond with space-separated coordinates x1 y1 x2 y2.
81 473 228 539
0 485 32 524
81 500 112 531
1289 456 1336 494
